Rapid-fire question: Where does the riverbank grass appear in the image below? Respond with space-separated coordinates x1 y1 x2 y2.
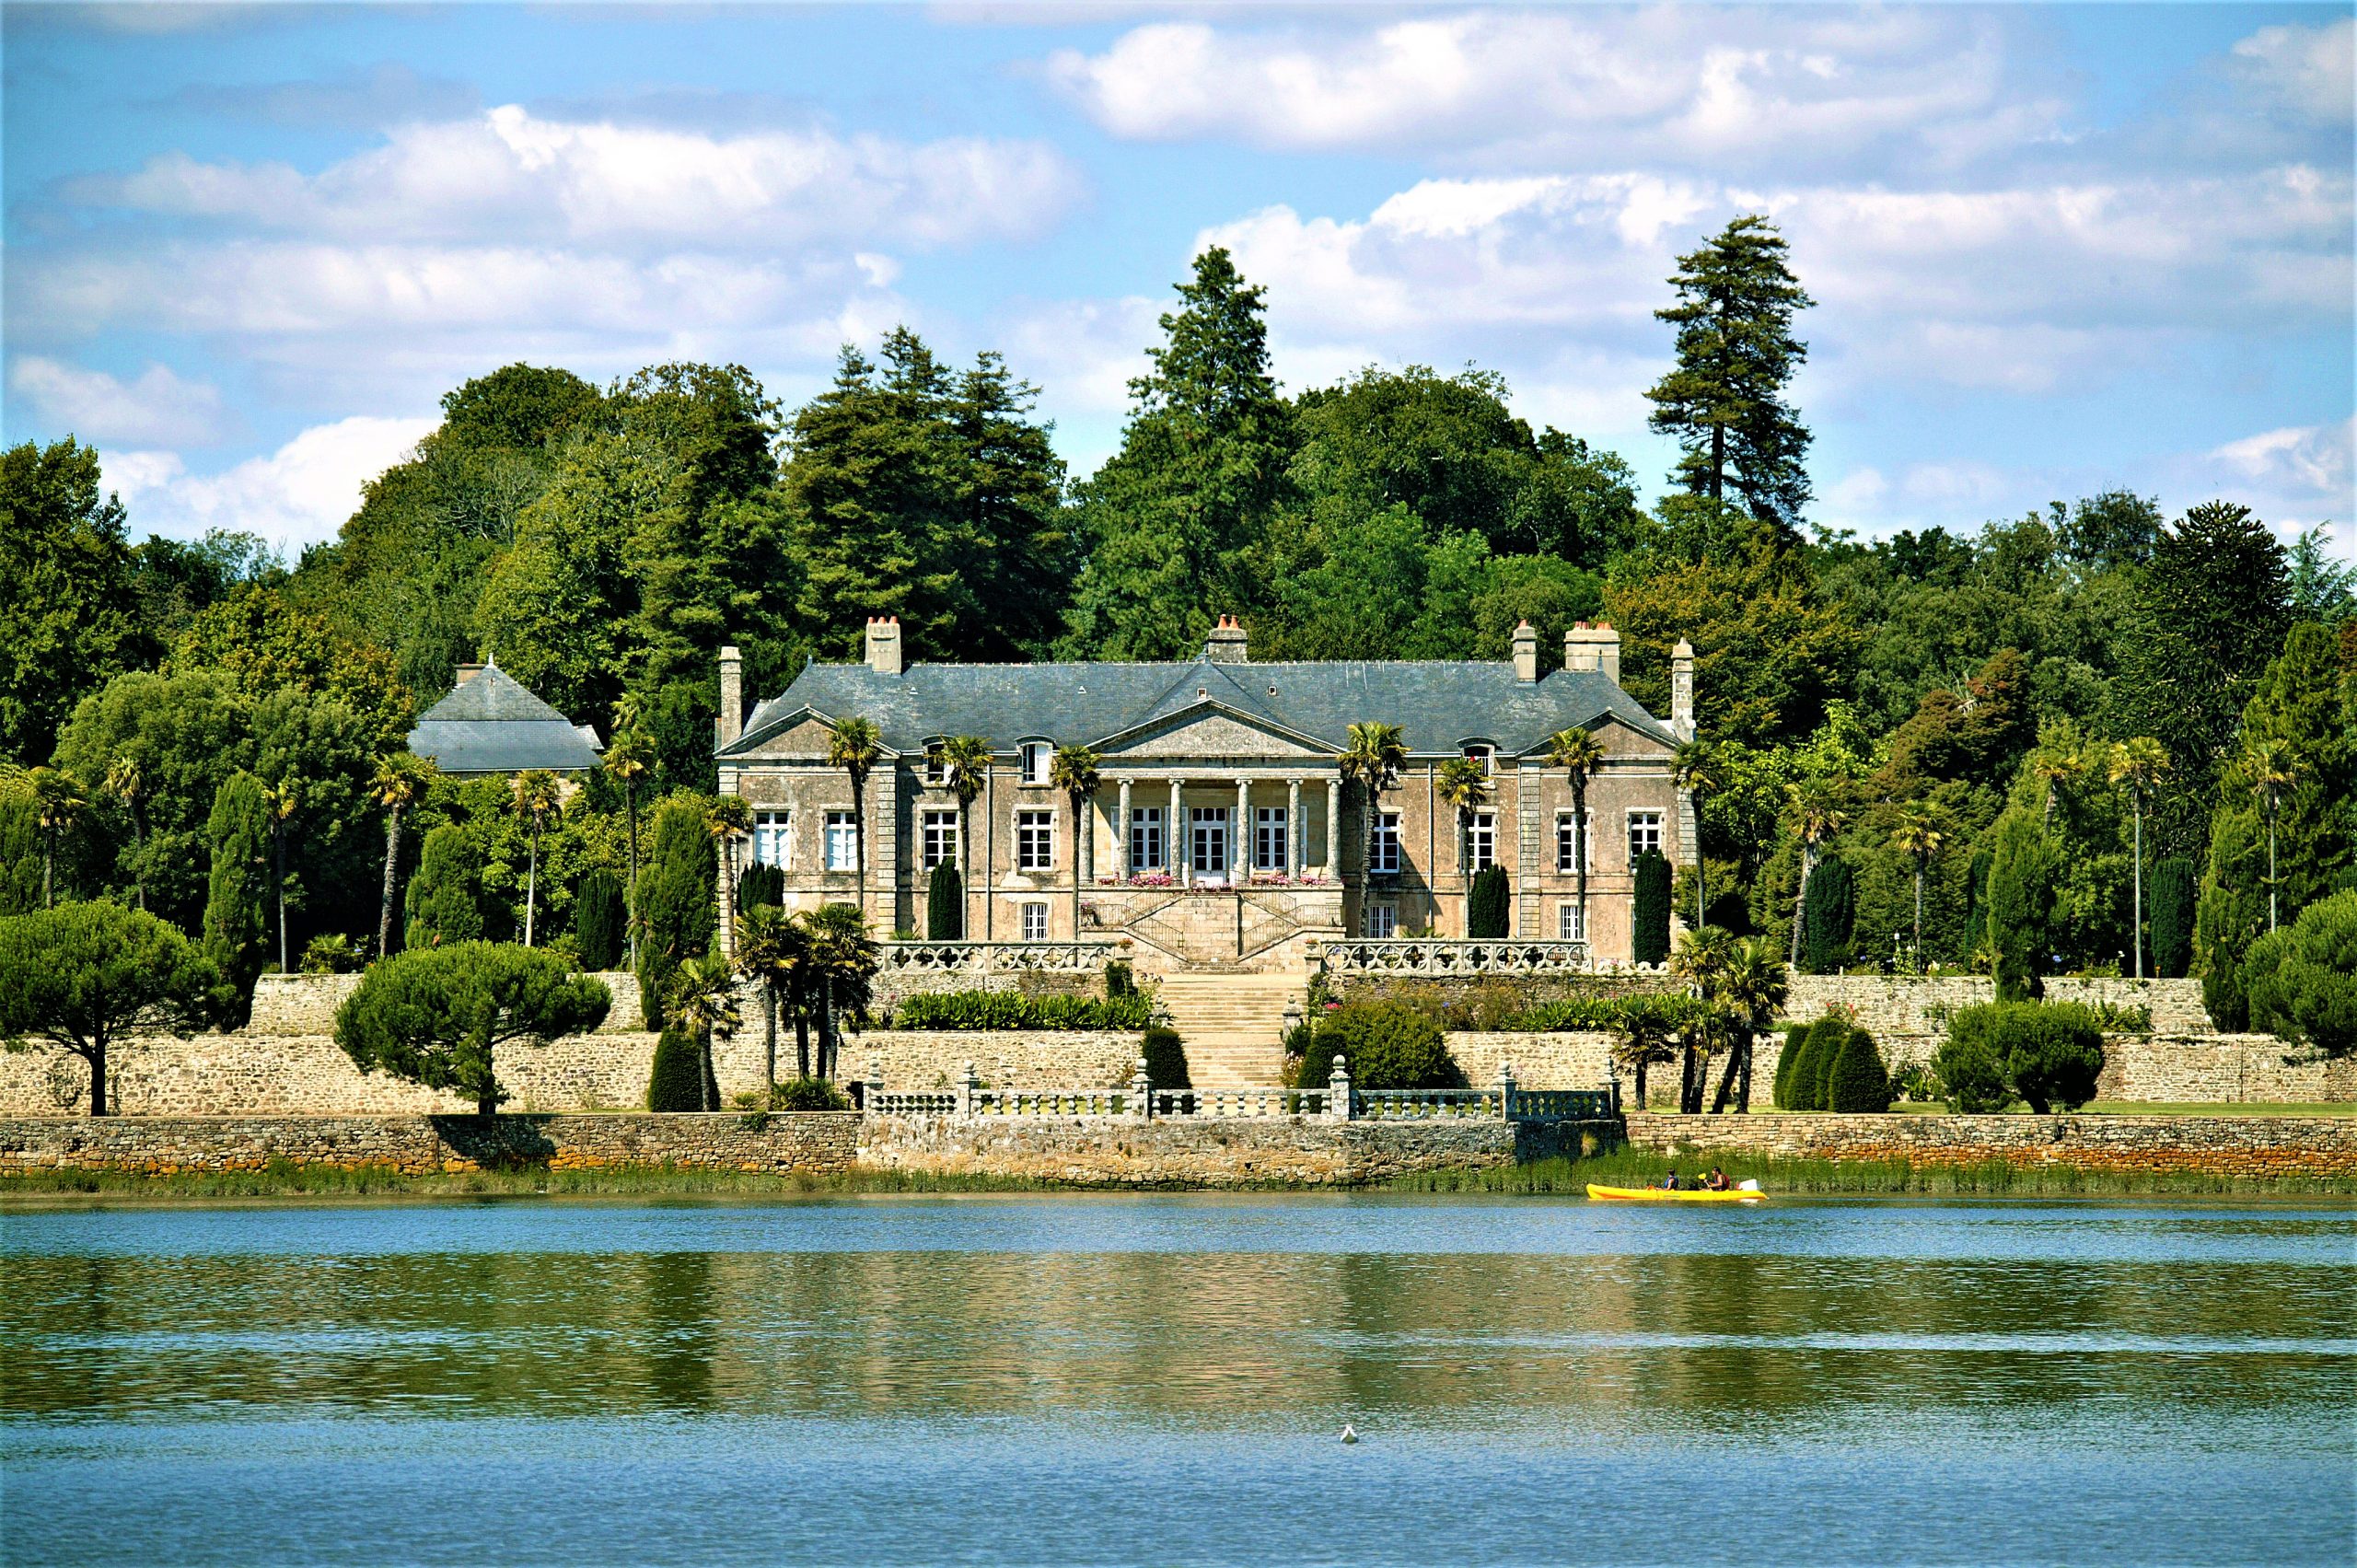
1390 1149 2357 1197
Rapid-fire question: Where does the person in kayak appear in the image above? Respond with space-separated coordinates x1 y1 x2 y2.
1660 1170 1680 1191
1705 1167 1730 1191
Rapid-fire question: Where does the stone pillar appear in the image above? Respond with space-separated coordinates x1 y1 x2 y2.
1328 1058 1353 1123
1497 1061 1517 1121
957 1061 979 1118
1132 1055 1152 1121
1287 778 1303 874
1170 777 1185 886
1117 777 1132 878
1237 776 1250 878
1325 778 1341 875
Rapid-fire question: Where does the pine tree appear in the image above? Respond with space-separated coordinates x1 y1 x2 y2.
1643 216 1817 536
202 771 271 1019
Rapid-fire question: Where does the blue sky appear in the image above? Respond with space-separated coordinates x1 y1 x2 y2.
5 3 2351 558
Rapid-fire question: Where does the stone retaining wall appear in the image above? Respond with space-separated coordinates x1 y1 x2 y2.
0 1112 861 1176
2096 1036 2357 1104
1776 974 2212 1037
242 970 648 1035
1622 1110 2357 1179
1446 1031 1620 1089
847 1031 1143 1092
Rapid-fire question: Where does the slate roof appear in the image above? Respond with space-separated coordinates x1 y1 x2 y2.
407 665 604 775
725 654 1677 760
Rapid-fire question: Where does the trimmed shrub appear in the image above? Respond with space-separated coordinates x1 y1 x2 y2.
1771 1024 1808 1109
1631 850 1672 965
773 1075 850 1111
736 863 784 914
1297 1000 1459 1091
1142 1025 1190 1088
1825 1027 1892 1112
2243 889 2357 1062
403 824 484 953
575 869 625 971
634 797 716 1029
926 863 963 940
1467 865 1510 939
891 989 1155 1031
1938 1001 2106 1114
2148 857 2196 980
1801 854 1854 975
646 1027 705 1111
1779 1018 1839 1111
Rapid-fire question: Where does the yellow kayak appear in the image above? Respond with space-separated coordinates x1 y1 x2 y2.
1586 1184 1767 1203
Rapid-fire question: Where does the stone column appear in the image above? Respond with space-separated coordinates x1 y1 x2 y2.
1169 777 1185 885
1325 778 1341 875
1117 777 1132 878
1287 778 1303 874
1237 776 1250 879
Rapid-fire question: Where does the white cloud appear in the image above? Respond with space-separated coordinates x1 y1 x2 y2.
76 106 1082 251
2207 416 2355 515
8 357 230 447
2230 18 2355 124
100 414 437 549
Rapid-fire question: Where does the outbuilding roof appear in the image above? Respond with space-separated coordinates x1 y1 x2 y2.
725 653 1676 760
407 664 604 775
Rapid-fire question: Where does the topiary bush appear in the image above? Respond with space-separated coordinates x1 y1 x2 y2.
1937 1001 2106 1114
2148 858 2196 980
1467 865 1510 939
646 1026 706 1111
2241 889 2357 1062
1142 1025 1190 1089
1825 1027 1892 1112
1631 850 1672 966
575 869 625 971
736 863 784 914
1801 854 1854 975
1771 1023 1808 1109
1779 1017 1840 1110
926 863 963 939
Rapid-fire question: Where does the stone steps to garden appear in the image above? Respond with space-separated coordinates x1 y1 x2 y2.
1153 973 1306 1086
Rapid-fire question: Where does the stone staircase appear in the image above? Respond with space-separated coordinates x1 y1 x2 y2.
1153 972 1306 1087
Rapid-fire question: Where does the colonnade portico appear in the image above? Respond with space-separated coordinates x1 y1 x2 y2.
1107 772 1343 887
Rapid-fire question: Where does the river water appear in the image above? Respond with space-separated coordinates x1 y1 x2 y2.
3 1195 2351 1565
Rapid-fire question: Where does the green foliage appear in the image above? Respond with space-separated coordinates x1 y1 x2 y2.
1142 1025 1190 1089
771 1075 850 1111
1800 854 1854 974
165 587 412 749
575 869 625 971
1295 1000 1459 1091
300 934 359 974
1631 850 1672 966
202 772 271 1014
2150 858 2196 980
404 824 486 950
1825 1027 1892 1113
2243 889 2357 1061
735 863 784 913
645 1026 706 1112
634 796 716 1028
0 438 147 766
926 862 963 940
1104 959 1135 998
1467 864 1510 939
1779 1017 1846 1111
0 788 41 916
333 941 611 1115
0 900 221 1115
1984 808 2056 1000
1771 1023 1808 1109
890 990 1155 1031
1938 1001 2107 1114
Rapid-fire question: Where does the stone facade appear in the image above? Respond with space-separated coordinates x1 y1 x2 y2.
1622 1110 2357 1179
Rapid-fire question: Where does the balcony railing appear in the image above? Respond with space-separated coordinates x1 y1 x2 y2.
861 1061 1617 1124
1318 939 1590 976
877 940 1121 975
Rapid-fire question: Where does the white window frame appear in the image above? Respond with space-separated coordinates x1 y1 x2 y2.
1019 742 1051 786
1370 811 1403 874
1468 811 1496 873
1627 809 1664 865
1254 807 1288 871
1364 902 1398 938
1559 901 1585 941
1129 807 1165 871
923 744 947 786
922 808 959 871
1555 812 1595 876
751 809 792 868
1016 808 1056 872
1189 807 1230 877
1020 901 1050 941
823 810 857 872
1464 744 1495 776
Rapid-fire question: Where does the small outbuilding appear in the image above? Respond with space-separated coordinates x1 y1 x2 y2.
405 661 603 776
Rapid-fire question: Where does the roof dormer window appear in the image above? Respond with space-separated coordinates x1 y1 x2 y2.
1463 743 1496 776
1019 740 1051 786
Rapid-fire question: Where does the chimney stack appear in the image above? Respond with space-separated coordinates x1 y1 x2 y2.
865 616 903 677
717 645 743 747
1510 621 1539 683
1671 637 1696 740
454 663 485 687
1564 621 1621 684
1205 614 1249 663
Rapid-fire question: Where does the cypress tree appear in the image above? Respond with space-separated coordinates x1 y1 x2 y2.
1801 854 1853 974
1631 849 1672 965
1811 1019 1851 1111
926 862 963 939
202 771 270 1019
2150 858 2196 981
1780 1019 1837 1111
1984 808 2055 1001
1825 1027 1892 1112
635 797 716 1028
403 824 484 952
645 1027 706 1111
736 863 784 914
1142 1026 1190 1089
575 869 625 971
1771 1023 1807 1109
1467 865 1511 939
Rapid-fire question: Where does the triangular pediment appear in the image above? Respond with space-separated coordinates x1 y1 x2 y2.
1096 700 1331 760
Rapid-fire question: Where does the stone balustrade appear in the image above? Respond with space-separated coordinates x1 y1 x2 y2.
862 1058 1611 1125
1319 938 1592 976
878 940 1124 975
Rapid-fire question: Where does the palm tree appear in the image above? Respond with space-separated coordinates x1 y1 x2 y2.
2031 744 2082 828
1609 993 1682 1112
1785 784 1848 968
803 901 878 1081
1546 727 1608 948
1708 936 1789 1113
1049 745 1103 936
1672 738 1720 928
2107 738 2169 976
603 726 656 966
826 716 884 920
29 766 88 911
1888 802 1947 971
510 770 563 947
103 755 146 912
707 794 753 918
2244 738 2298 933
1338 722 1407 887
1669 924 1736 1114
940 736 993 918
1434 754 1492 925
258 778 299 971
369 752 437 960
668 949 741 1110
735 903 812 1093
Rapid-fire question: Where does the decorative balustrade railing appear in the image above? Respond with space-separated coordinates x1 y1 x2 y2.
1354 1087 1504 1120
1151 1086 1332 1119
1507 1088 1616 1121
866 1089 961 1117
878 940 1122 975
862 1060 1618 1124
1318 939 1590 976
972 1088 1132 1117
